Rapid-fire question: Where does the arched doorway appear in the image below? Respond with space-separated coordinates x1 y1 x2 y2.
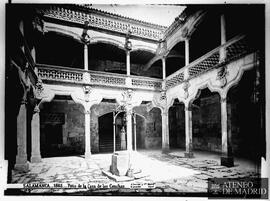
98 112 114 153
227 68 263 162
191 88 221 153
169 99 185 149
40 95 85 157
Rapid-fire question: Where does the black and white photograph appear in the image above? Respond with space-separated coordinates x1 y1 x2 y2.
1 0 269 199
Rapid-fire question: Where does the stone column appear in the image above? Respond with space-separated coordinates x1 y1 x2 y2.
30 106 42 163
14 100 29 171
161 109 170 153
84 110 91 159
220 97 234 167
162 57 166 80
184 104 194 158
126 50 131 76
31 47 36 63
126 109 133 152
84 44 89 71
133 114 137 151
113 112 116 152
220 14 227 62
162 57 166 90
185 38 190 66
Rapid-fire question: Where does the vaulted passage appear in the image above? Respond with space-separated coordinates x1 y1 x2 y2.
40 96 85 157
169 99 185 149
227 68 263 162
192 89 221 153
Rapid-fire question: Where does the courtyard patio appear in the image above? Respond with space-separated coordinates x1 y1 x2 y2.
9 149 260 195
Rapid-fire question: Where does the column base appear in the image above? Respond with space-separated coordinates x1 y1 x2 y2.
14 162 29 172
162 147 170 154
84 152 91 159
221 156 234 167
30 155 42 163
184 152 194 158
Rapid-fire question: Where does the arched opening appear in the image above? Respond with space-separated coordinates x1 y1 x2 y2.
166 41 185 76
227 68 262 163
131 49 155 76
35 32 83 68
145 60 162 79
88 42 126 74
145 107 162 149
39 95 85 157
169 99 185 149
133 113 146 150
189 11 221 62
98 112 115 153
192 88 221 153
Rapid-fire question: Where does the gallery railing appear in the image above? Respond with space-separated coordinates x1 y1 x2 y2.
36 64 162 91
165 35 253 89
37 35 253 92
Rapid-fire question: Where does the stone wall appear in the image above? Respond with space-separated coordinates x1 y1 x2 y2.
134 106 162 149
40 100 85 156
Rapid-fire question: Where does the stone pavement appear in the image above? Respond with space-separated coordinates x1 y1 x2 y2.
9 150 260 195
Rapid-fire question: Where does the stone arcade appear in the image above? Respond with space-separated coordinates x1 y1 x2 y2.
5 4 265 182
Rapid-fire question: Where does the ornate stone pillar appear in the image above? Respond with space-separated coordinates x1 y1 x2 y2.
30 106 42 163
185 38 190 66
220 14 227 62
125 35 132 76
14 100 29 171
161 109 170 153
220 97 234 167
133 114 137 151
84 110 91 159
84 44 89 71
126 50 131 76
162 56 166 80
184 104 194 158
126 108 133 152
81 23 90 71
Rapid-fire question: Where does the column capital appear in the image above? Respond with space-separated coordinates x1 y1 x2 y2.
81 23 90 45
84 110 91 115
21 99 27 105
220 96 227 103
33 105 40 114
161 109 168 116
126 107 133 116
185 105 192 111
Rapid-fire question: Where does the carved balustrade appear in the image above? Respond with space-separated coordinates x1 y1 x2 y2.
37 64 162 91
165 35 252 89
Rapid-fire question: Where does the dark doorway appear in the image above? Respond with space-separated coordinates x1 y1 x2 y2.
169 99 185 149
42 124 63 157
98 112 114 153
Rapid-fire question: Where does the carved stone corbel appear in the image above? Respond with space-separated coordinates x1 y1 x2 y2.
35 79 44 100
183 81 190 99
217 66 229 88
83 85 92 102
